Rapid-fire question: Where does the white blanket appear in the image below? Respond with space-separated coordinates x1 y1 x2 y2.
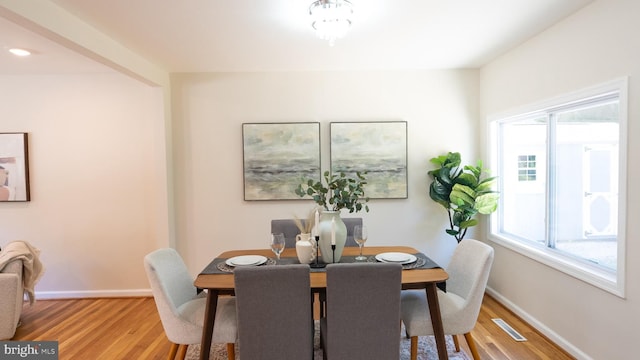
0 240 45 305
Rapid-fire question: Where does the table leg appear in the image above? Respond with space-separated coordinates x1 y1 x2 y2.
199 289 219 360
425 283 448 360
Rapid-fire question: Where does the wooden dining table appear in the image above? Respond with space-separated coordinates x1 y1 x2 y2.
194 245 450 360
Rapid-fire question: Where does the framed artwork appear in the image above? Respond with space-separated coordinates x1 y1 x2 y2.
330 121 407 199
243 122 320 201
0 133 30 202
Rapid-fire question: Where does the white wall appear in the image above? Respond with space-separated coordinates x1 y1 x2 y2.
0 2 483 299
480 0 639 359
2 0 634 357
0 73 166 297
170 70 481 274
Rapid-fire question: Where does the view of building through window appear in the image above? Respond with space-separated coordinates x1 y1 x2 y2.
517 155 537 181
491 87 622 280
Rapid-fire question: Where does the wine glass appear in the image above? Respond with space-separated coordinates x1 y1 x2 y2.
353 225 368 261
270 233 286 260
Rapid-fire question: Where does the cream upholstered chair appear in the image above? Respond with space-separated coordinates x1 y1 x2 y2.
0 259 23 340
234 264 313 360
321 262 402 360
144 248 237 360
400 239 494 360
0 240 44 340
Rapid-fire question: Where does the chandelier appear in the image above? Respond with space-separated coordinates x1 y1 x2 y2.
309 0 353 46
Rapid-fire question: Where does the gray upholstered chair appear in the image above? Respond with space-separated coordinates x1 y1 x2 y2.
144 248 237 360
321 262 402 360
342 217 363 246
233 264 313 360
0 259 23 340
400 239 494 360
271 217 362 248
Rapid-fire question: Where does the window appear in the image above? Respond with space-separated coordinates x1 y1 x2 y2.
489 79 627 296
517 155 537 181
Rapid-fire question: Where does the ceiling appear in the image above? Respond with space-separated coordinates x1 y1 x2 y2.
0 0 594 74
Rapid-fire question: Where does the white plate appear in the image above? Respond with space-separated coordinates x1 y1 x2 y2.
225 255 268 267
375 252 417 265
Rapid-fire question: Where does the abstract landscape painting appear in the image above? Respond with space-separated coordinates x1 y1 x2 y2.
243 123 320 200
330 121 407 199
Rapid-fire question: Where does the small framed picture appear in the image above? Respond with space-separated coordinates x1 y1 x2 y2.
0 133 30 202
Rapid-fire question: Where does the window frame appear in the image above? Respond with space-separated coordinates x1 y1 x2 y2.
488 78 628 298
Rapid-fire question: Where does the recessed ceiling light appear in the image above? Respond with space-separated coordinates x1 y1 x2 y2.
9 48 31 57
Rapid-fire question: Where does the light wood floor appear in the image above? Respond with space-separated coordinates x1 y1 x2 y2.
11 294 574 359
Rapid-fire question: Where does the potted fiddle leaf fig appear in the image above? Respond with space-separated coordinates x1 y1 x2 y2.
428 152 499 243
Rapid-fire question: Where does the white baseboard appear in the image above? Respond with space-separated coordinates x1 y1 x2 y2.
485 287 592 360
35 288 152 300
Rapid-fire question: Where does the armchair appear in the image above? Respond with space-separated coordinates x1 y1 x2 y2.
0 259 24 340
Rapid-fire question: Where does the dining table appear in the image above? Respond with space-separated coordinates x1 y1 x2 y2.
194 245 450 360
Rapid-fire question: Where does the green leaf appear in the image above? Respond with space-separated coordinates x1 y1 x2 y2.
445 152 461 167
455 172 478 187
450 184 475 207
475 193 499 214
475 176 497 193
463 164 481 179
430 155 448 166
429 180 450 209
446 229 459 236
439 165 453 186
459 219 478 229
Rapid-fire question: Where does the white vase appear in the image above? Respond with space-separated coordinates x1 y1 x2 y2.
295 233 316 264
318 211 346 263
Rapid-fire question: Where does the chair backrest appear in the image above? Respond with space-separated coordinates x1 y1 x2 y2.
271 217 363 248
143 248 201 343
324 263 402 360
270 219 303 248
234 264 313 360
342 218 363 247
445 239 495 326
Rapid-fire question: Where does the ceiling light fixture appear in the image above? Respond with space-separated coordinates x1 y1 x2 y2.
309 0 353 46
9 48 31 57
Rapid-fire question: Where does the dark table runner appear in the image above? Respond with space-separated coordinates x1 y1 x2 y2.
200 252 441 275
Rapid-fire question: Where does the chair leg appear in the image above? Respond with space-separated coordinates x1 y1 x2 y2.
319 290 326 318
410 336 418 360
167 343 179 360
452 334 461 352
226 343 235 360
463 332 481 360
176 344 188 360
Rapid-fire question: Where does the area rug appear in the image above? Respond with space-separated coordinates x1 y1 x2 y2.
185 322 471 360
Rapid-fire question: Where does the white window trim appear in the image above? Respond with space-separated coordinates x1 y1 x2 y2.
487 78 628 298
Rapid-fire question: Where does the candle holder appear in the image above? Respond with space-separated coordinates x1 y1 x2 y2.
310 235 326 268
